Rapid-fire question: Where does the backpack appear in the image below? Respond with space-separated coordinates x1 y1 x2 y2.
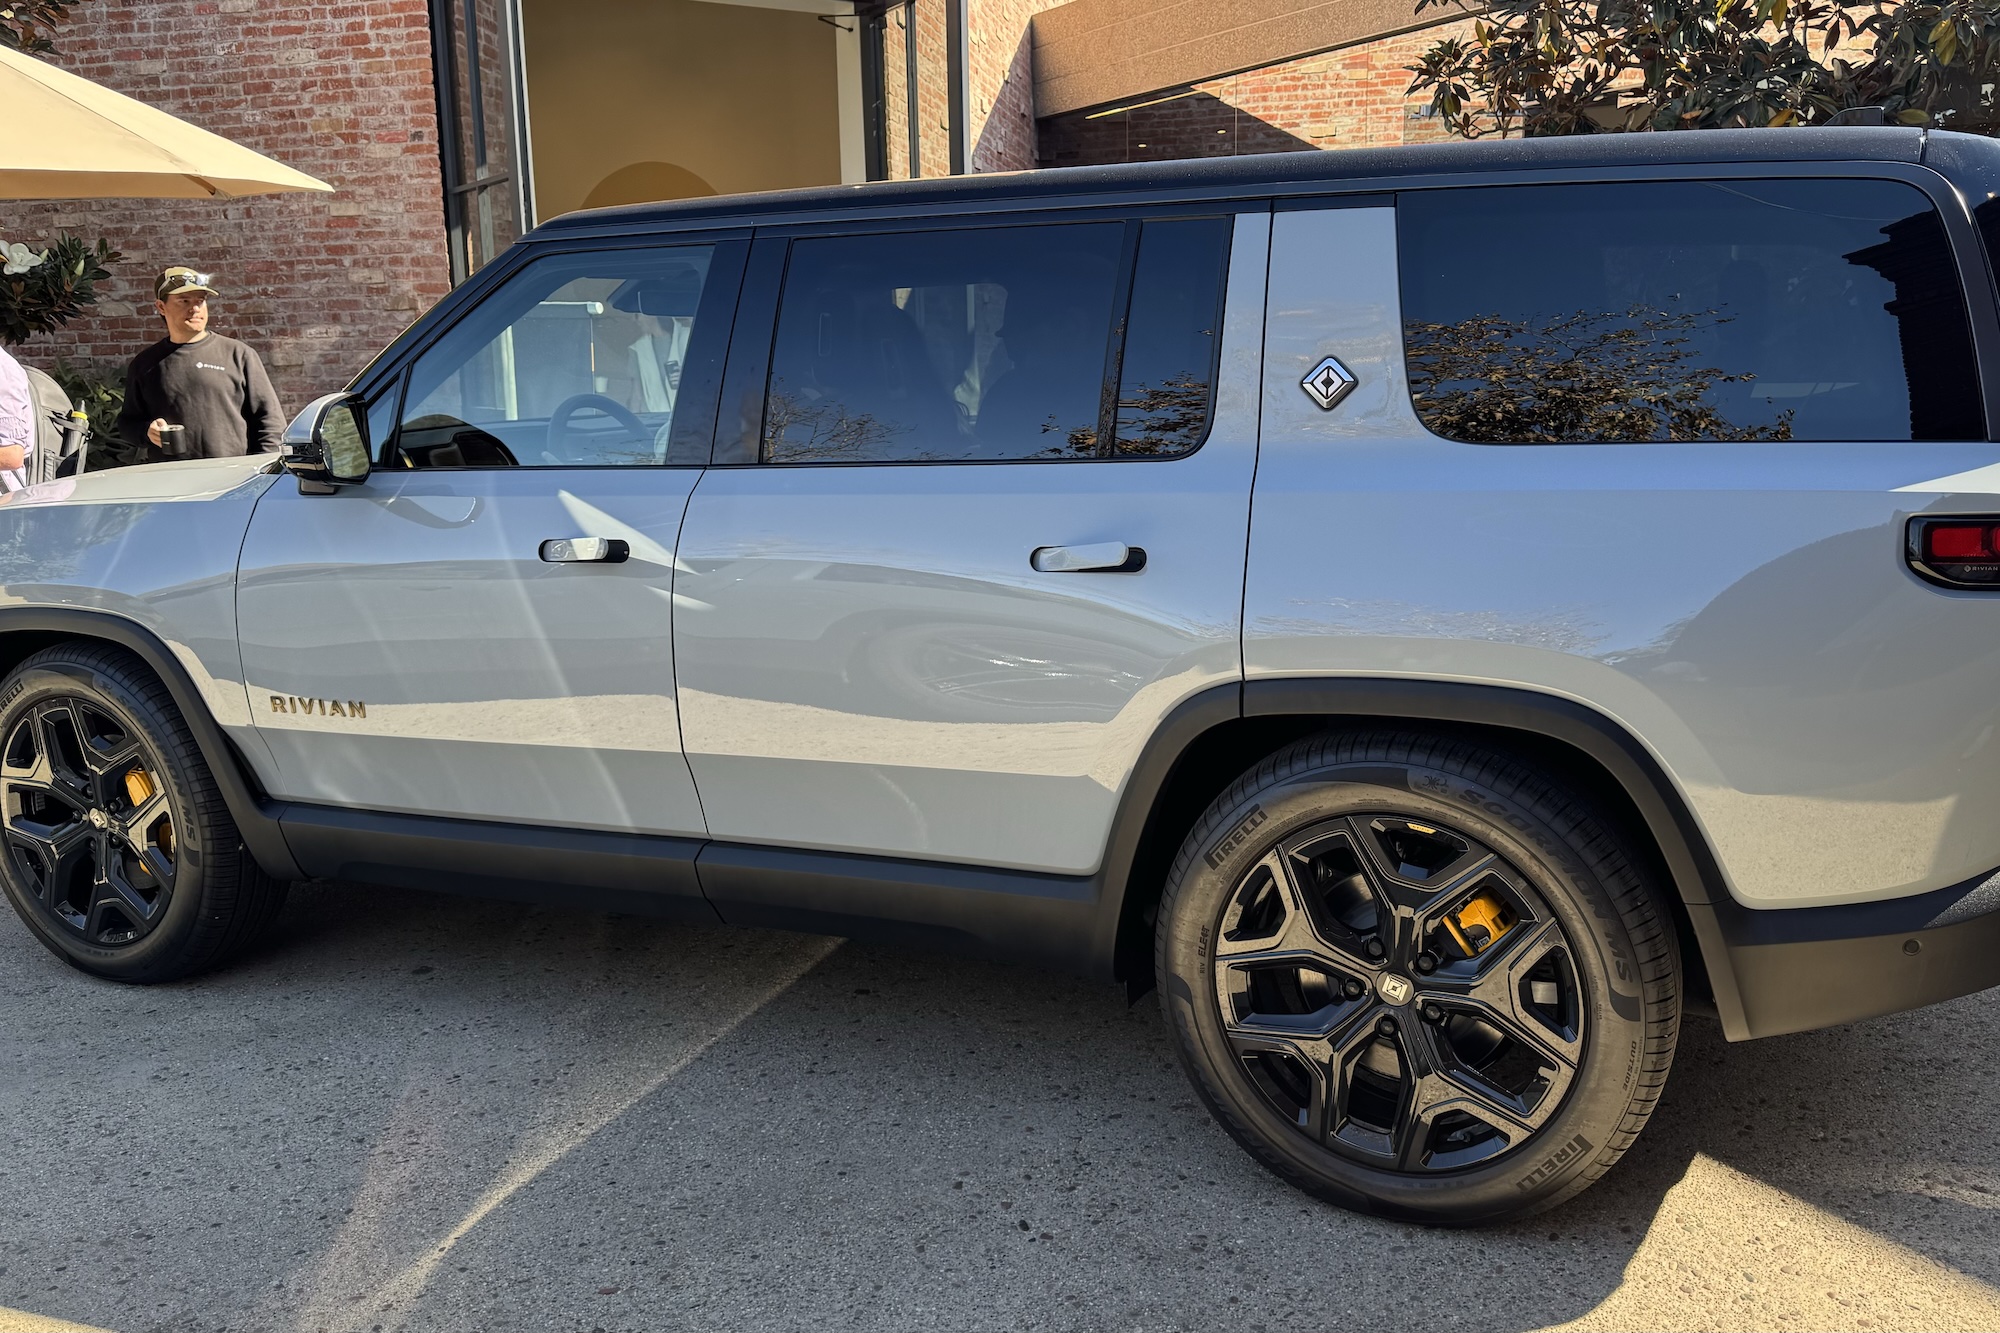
19 362 86 482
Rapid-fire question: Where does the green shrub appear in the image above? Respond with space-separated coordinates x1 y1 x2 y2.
1409 0 2000 138
0 235 120 347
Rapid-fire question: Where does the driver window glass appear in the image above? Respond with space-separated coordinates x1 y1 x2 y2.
398 245 715 467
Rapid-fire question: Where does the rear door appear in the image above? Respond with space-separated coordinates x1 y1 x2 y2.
237 239 742 840
673 209 1269 881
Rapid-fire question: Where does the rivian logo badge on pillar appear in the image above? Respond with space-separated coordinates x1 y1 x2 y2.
269 695 367 719
1376 973 1415 1006
1301 355 1357 411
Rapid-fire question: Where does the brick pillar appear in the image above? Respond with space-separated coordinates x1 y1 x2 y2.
968 0 1068 172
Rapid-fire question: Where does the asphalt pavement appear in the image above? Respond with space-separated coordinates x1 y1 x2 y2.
1 880 1996 1333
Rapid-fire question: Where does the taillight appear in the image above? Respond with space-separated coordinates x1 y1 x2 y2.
1909 517 2000 588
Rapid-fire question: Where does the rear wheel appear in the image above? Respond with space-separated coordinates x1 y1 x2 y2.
1157 730 1679 1223
0 643 287 982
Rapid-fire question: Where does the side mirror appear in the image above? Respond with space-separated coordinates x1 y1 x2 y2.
282 393 372 494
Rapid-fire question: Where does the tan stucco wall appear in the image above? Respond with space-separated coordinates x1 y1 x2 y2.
1032 0 1458 117
521 0 843 219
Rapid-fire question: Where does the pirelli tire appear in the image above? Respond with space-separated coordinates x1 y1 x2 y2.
0 642 289 983
1156 730 1680 1224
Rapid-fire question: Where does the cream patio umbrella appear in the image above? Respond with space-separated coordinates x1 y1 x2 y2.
0 44 331 199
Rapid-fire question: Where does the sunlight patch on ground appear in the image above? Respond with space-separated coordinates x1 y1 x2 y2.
284 934 842 1332
1541 1154 2000 1332
0 1307 115 1332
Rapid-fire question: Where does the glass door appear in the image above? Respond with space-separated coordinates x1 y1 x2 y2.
431 0 534 281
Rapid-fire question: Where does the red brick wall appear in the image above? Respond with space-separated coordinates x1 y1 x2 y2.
876 0 951 181
969 0 1067 172
7 0 452 413
880 0 1060 179
911 0 952 179
879 4 917 180
1039 21 1471 168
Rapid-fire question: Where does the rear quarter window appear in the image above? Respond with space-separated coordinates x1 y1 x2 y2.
1397 179 1984 443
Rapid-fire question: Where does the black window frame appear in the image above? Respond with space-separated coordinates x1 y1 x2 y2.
713 207 1238 468
1368 162 2000 446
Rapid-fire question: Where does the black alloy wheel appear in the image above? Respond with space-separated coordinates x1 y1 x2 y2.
3 696 179 948
1213 815 1582 1175
1159 731 1679 1224
0 643 288 982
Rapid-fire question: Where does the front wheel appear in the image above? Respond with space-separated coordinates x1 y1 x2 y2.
1157 730 1679 1224
0 643 288 982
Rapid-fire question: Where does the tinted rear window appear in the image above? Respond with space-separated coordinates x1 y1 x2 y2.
763 218 1231 464
1398 179 1983 443
766 223 1122 463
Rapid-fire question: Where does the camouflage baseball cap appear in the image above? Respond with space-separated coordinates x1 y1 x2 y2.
156 266 218 300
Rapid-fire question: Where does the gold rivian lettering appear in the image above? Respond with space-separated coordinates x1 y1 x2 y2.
347 701 366 718
328 700 345 717
269 695 286 712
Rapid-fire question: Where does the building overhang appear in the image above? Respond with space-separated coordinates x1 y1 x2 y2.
1031 0 1459 119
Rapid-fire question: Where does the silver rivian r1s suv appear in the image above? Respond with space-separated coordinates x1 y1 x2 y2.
5 127 2000 1224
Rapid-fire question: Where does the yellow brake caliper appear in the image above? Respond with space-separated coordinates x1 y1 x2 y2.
1443 889 1516 957
124 767 172 855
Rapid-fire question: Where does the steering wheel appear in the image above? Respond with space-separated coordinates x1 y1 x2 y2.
546 393 651 465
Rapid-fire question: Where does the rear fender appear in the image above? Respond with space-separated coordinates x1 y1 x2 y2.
1106 677 1746 1032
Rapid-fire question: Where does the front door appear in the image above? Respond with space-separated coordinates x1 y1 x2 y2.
674 211 1268 875
237 240 741 838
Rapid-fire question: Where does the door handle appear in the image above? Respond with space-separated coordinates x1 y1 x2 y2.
539 537 629 564
1030 542 1145 573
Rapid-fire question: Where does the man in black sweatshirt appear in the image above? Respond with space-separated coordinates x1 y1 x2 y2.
116 266 286 461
